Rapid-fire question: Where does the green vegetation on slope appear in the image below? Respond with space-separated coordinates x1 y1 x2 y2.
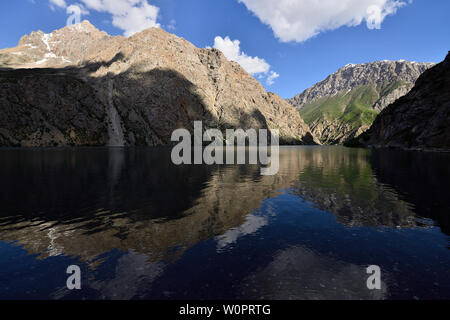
298 81 411 145
300 84 380 127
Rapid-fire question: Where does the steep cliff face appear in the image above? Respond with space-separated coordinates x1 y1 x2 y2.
287 61 434 144
0 21 317 147
0 70 109 147
360 53 450 151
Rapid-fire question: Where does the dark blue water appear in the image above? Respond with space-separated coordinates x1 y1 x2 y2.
0 147 448 300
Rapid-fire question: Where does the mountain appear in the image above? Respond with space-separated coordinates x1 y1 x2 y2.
0 21 115 69
354 52 450 151
287 60 434 144
0 21 317 147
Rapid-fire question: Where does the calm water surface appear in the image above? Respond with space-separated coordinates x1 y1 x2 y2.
0 146 449 300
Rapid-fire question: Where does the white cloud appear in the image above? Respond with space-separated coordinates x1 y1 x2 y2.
166 19 176 31
67 3 90 16
213 36 270 75
212 36 279 85
80 0 160 37
266 71 279 86
48 0 160 37
238 0 409 43
50 0 67 8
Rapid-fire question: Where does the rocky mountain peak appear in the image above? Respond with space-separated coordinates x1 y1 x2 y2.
1 20 113 69
0 21 318 147
286 60 435 145
288 60 435 110
66 20 101 33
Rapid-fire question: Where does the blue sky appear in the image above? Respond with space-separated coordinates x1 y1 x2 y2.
0 0 449 98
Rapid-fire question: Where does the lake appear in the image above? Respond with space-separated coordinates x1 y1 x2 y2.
0 146 448 300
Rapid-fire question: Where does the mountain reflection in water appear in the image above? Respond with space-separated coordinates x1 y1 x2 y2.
0 147 448 300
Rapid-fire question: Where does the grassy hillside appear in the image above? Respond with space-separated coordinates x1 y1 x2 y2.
299 81 410 144
300 84 379 126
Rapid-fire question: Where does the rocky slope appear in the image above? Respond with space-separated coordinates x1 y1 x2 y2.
287 60 434 144
0 21 317 147
357 52 450 151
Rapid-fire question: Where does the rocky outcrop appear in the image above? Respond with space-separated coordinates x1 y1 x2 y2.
308 118 370 145
359 52 450 151
287 60 434 144
0 21 317 147
371 83 413 112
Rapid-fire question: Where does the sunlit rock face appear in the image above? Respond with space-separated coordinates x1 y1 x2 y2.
0 21 317 147
0 21 115 69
